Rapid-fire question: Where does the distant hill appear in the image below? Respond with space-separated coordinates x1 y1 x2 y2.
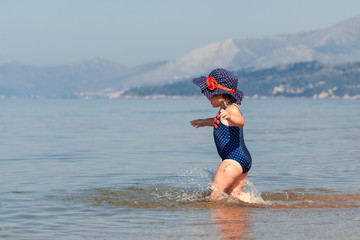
125 15 360 86
122 61 360 100
0 58 167 98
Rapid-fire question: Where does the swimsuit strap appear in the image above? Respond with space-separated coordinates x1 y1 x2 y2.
232 103 241 111
224 103 241 112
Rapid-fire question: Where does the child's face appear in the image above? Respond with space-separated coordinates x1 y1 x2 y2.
208 95 222 108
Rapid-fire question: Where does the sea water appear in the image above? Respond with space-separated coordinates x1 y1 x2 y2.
0 98 359 239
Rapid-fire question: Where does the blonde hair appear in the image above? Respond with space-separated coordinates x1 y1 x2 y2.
218 94 234 107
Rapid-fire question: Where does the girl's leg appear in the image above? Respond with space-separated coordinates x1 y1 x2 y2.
210 160 244 200
228 172 252 202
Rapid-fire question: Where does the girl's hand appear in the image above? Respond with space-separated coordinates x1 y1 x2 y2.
219 106 244 127
219 109 231 120
190 118 213 128
190 119 206 128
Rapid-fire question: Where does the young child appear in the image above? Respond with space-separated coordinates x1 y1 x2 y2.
190 68 252 202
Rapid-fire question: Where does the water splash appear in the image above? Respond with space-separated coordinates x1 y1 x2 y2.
56 169 360 209
242 180 267 204
62 184 209 209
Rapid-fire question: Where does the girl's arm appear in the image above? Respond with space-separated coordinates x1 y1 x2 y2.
219 105 245 127
190 118 213 128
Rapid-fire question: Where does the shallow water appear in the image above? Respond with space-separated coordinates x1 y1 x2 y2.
1 98 359 239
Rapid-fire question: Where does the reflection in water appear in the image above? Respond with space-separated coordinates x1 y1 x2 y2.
212 206 254 240
55 184 359 239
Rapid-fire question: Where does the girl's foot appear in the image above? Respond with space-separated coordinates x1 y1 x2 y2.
238 192 253 203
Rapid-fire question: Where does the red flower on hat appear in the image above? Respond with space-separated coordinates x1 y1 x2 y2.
206 76 218 90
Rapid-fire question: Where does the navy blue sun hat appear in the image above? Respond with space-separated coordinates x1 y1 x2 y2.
193 68 244 104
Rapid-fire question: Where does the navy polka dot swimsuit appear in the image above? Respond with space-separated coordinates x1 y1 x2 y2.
213 105 252 173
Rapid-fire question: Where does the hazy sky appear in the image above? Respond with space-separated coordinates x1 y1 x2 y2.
1 0 360 67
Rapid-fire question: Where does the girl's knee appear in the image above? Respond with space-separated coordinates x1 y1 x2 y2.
212 177 231 192
214 161 242 191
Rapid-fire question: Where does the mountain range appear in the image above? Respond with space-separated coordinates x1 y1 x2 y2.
123 61 360 100
126 15 360 86
1 15 360 98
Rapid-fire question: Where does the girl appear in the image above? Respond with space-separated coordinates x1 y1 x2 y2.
190 68 252 202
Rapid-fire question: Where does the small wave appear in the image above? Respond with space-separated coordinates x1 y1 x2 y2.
61 185 360 209
55 169 360 209
62 185 210 209
261 189 360 209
